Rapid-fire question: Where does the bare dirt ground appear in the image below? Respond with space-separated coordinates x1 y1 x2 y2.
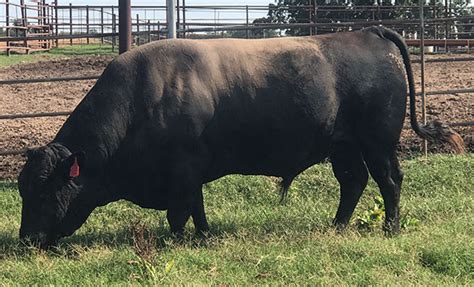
0 54 473 179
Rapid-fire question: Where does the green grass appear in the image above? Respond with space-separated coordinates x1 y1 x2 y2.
0 155 472 285
0 45 116 67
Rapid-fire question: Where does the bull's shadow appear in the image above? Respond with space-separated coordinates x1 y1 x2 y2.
0 220 272 257
0 217 332 256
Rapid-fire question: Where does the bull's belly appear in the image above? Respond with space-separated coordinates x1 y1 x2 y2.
202 128 332 182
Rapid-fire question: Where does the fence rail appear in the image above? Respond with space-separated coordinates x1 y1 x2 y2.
1 2 473 50
0 2 473 159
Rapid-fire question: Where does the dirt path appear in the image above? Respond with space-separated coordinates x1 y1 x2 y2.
0 54 472 179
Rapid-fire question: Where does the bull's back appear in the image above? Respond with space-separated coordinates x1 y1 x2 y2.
109 31 406 183
156 38 339 179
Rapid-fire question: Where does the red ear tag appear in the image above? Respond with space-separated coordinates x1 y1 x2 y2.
69 157 80 177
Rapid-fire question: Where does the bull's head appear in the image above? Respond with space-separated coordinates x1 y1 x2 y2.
18 143 87 248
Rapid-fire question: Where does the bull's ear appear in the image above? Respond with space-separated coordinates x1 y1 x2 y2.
61 151 86 179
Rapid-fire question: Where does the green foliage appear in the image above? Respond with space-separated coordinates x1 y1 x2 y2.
354 195 385 230
267 0 472 36
0 155 472 284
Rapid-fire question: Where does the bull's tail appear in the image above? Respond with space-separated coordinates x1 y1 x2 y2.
279 177 293 204
366 26 465 153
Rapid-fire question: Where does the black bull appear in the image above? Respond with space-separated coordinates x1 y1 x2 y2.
18 26 463 247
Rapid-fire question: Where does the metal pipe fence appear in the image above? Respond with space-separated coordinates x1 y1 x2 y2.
0 2 473 158
1 2 473 49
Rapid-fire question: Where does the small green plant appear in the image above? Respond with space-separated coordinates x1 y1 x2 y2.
400 211 420 230
129 222 158 282
354 195 385 231
355 196 420 231
128 221 176 283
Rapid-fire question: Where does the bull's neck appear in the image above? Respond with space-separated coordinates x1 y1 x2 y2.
53 74 135 170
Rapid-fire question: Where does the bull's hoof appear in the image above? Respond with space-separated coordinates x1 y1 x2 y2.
383 221 400 237
332 218 349 232
195 228 210 239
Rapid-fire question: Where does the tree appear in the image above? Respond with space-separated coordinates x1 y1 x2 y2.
226 16 280 38
267 0 472 38
268 0 314 36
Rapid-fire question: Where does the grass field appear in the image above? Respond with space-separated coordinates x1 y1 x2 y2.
0 155 472 285
0 45 116 67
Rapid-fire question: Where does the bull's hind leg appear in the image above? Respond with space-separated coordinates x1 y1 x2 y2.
362 148 402 235
389 152 404 189
192 188 209 235
331 143 369 228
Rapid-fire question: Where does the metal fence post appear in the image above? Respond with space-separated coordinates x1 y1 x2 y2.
420 0 427 156
309 0 313 36
119 0 131 53
20 0 28 53
166 0 176 39
314 0 318 35
147 20 151 43
100 7 104 44
112 13 116 52
246 5 249 39
6 0 10 55
176 0 180 38
54 0 58 47
136 14 140 46
182 0 186 38
86 5 89 44
69 3 73 45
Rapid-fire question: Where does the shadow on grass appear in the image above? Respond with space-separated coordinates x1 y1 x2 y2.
0 181 18 191
0 220 248 257
0 218 331 257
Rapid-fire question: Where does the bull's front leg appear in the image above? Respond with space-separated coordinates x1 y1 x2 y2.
166 181 193 237
166 158 208 237
167 184 208 237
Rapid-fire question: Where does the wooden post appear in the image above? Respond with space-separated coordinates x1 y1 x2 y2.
69 3 73 45
100 7 104 44
6 0 10 56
